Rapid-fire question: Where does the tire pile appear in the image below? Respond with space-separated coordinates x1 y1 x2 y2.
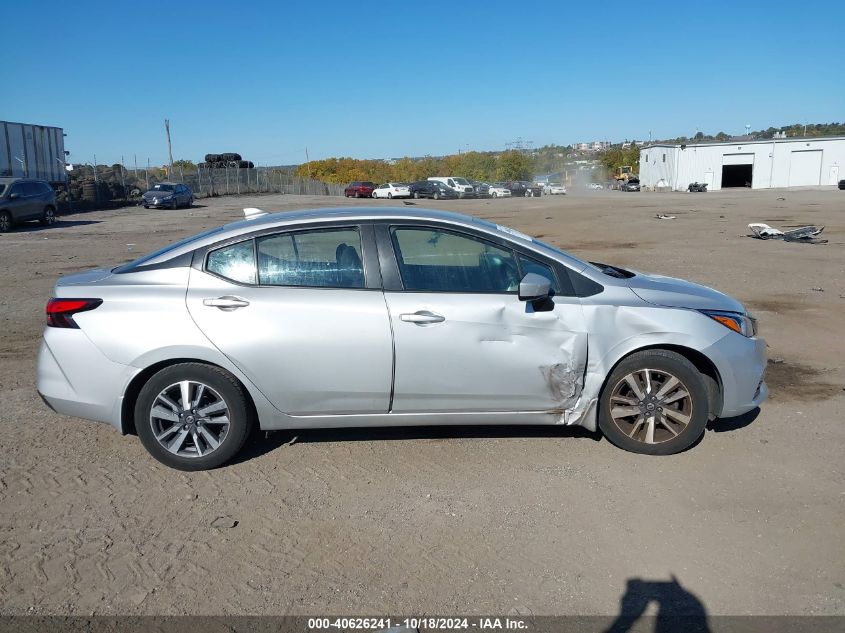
72 178 125 202
199 153 254 169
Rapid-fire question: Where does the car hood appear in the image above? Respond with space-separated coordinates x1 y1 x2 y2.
626 271 745 313
144 190 174 198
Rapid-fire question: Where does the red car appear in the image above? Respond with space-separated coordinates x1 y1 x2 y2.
343 181 376 198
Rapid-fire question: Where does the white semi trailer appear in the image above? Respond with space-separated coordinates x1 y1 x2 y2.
1 121 67 184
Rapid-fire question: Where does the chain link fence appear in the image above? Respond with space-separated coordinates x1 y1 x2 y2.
168 166 345 198
64 162 345 209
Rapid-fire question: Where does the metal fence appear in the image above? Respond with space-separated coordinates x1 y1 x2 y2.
166 165 345 198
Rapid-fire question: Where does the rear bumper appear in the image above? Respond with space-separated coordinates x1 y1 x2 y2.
36 330 138 432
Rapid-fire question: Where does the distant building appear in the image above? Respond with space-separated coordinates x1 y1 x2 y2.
640 136 845 191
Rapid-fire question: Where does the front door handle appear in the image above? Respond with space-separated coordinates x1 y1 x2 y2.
399 310 445 324
203 296 250 310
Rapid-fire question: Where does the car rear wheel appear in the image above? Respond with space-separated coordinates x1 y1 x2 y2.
135 363 252 471
598 349 709 455
433 192 440 200
388 193 392 199
0 211 11 232
40 207 56 226
414 192 420 199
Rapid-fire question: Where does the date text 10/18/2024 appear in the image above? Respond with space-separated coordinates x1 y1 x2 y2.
307 617 528 630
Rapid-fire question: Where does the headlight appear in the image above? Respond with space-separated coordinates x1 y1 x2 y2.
700 310 757 337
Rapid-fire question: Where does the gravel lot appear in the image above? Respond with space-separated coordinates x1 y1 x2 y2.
1 188 843 617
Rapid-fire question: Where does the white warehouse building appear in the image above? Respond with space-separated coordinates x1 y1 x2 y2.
640 136 845 191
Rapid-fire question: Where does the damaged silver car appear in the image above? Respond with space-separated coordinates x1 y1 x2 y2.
37 207 767 470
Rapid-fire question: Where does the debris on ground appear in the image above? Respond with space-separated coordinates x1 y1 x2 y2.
211 516 238 529
769 357 785 365
748 223 828 244
812 287 824 292
655 213 677 220
777 197 786 201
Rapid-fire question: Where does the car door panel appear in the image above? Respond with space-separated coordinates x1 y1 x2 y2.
385 292 587 413
187 269 393 415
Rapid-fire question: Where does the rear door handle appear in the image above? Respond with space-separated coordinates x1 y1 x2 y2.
203 296 250 310
399 310 445 324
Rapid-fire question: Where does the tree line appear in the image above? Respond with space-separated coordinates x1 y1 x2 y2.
294 150 534 184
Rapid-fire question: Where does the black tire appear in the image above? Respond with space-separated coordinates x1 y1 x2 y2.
387 193 392 199
597 349 710 455
187 196 193 208
135 363 253 470
0 211 11 233
143 205 149 209
433 191 440 200
171 198 178 210
491 192 497 198
414 191 420 199
40 206 56 226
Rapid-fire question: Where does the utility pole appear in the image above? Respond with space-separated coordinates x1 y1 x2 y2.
305 147 311 179
134 154 138 178
164 119 174 180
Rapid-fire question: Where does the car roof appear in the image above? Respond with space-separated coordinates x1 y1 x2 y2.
139 206 591 272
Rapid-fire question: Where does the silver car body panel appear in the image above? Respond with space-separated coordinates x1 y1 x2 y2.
37 207 767 435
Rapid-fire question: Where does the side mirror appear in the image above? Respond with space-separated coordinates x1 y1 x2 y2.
518 272 552 302
9 193 19 199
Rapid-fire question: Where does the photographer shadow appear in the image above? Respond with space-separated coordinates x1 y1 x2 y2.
605 576 710 633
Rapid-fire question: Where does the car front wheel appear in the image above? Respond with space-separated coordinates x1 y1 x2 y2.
135 363 252 470
598 349 710 455
0 211 11 232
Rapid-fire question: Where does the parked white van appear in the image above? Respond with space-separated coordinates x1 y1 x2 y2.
427 177 476 198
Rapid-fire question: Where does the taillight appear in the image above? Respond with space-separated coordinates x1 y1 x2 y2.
46 298 102 328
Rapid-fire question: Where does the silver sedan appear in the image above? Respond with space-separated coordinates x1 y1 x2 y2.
37 207 767 470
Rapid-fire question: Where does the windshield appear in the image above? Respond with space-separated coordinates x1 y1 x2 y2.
453 178 471 186
113 225 229 272
153 184 175 192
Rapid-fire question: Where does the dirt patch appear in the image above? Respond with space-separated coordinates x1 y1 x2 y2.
765 359 842 401
746 298 808 314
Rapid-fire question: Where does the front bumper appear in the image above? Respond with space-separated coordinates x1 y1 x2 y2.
706 333 768 418
142 198 174 207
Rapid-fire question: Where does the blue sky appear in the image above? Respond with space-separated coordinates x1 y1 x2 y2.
5 0 842 166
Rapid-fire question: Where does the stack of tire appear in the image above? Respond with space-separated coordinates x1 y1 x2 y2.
80 178 113 202
201 153 253 169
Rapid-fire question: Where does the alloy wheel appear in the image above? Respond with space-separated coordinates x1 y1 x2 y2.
149 381 230 457
608 368 693 444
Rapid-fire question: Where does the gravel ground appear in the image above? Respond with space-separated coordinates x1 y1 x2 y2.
0 188 843 617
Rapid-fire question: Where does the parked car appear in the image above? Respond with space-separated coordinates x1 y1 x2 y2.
409 180 458 199
37 206 767 470
372 182 411 199
487 184 511 198
343 181 376 198
468 179 490 198
0 178 57 232
543 183 567 195
620 179 641 192
427 177 476 198
504 181 541 197
688 182 708 192
142 183 193 209
838 179 845 190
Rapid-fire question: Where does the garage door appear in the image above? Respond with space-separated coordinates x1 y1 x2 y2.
788 150 822 187
722 154 754 188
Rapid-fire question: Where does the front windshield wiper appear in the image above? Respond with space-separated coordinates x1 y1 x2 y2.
590 261 634 279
